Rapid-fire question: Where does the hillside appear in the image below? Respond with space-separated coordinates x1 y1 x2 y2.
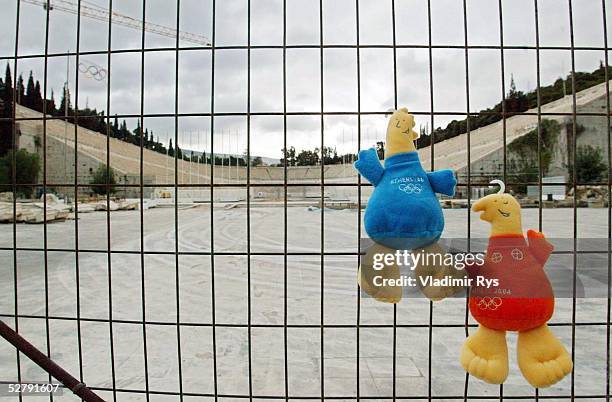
14 78 609 187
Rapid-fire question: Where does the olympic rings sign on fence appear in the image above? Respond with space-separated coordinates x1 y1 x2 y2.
78 61 107 81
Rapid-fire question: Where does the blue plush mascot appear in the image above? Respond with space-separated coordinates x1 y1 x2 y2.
354 108 456 250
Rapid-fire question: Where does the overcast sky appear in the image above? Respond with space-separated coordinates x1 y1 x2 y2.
0 0 610 159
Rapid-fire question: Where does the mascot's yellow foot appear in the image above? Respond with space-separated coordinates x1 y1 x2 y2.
461 325 509 384
358 243 402 304
414 241 465 301
517 324 573 388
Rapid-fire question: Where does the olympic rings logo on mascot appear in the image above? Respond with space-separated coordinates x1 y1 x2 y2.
476 296 503 311
398 183 423 194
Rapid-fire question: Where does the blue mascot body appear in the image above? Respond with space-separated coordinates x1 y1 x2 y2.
354 108 456 250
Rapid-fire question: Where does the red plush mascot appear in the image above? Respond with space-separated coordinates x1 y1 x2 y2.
461 180 572 388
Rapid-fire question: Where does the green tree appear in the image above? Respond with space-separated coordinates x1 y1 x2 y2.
280 146 296 166
133 120 142 142
321 146 339 164
0 149 41 197
153 135 166 154
57 84 72 117
118 120 130 142
111 115 119 138
24 72 35 108
0 64 14 156
47 90 56 115
33 81 44 112
376 141 385 160
168 138 174 157
90 164 117 195
571 145 607 183
508 74 517 97
16 74 25 105
296 149 319 166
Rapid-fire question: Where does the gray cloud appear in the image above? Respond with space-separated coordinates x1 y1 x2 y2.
0 0 608 159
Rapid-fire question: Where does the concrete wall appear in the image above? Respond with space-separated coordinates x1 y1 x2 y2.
455 92 611 196
19 124 154 198
157 184 374 203
576 94 612 152
13 84 610 201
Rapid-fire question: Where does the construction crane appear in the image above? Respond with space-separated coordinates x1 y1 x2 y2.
22 0 212 47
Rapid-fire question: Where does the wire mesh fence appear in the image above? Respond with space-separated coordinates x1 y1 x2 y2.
0 0 611 400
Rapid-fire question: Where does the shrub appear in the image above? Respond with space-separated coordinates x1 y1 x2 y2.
90 164 117 195
508 119 560 176
0 149 40 197
571 145 607 183
507 119 560 194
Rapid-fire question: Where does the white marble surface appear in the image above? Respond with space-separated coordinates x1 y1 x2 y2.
0 206 610 401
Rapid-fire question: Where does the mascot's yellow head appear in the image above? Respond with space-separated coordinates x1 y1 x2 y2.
385 107 419 158
472 180 523 237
